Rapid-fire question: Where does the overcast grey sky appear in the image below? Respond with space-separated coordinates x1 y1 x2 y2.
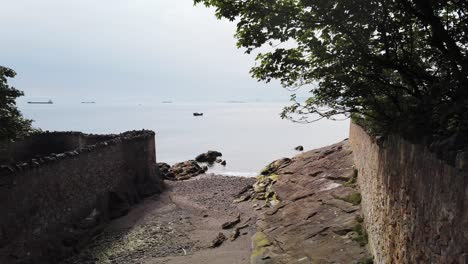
1 0 297 103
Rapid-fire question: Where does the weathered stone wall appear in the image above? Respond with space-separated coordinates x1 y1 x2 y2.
349 123 467 263
0 130 162 263
0 132 117 164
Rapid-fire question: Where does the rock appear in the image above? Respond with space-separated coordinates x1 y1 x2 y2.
201 165 208 172
195 151 223 163
231 222 250 241
235 185 252 197
253 182 268 193
193 112 203 116
233 194 251 203
157 162 174 180
210 232 226 248
230 228 240 241
168 160 205 181
252 174 281 207
221 160 227 166
260 158 292 176
295 145 304 151
222 214 241 229
216 159 223 163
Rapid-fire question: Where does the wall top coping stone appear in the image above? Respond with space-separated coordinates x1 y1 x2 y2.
0 130 155 177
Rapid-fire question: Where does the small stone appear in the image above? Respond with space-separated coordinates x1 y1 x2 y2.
233 194 251 203
230 229 240 241
222 214 240 229
210 232 226 248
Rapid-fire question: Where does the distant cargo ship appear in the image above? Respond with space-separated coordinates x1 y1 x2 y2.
27 100 53 104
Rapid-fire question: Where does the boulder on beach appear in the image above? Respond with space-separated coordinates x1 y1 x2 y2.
195 151 222 163
157 162 174 180
221 160 227 166
168 160 205 181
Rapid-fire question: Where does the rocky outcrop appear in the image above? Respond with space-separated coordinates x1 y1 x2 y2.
167 160 206 181
195 151 222 163
249 141 372 264
259 158 291 176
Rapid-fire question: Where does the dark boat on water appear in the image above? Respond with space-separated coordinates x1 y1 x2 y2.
27 99 53 104
193 112 203 116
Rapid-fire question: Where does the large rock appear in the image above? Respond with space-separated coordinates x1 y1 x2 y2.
195 151 222 163
168 160 205 181
157 162 174 180
251 141 372 264
260 158 292 176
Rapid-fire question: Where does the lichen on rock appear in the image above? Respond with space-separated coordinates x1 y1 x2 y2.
252 173 281 208
260 158 291 176
250 231 273 264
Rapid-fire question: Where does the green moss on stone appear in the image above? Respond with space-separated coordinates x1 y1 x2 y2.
352 222 369 247
355 215 364 223
252 173 281 208
343 169 358 187
340 193 362 206
268 174 279 182
358 257 374 264
251 231 272 263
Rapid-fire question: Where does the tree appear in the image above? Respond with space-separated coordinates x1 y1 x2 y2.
0 66 34 141
194 0 468 149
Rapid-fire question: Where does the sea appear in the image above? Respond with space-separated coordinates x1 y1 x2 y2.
19 102 350 177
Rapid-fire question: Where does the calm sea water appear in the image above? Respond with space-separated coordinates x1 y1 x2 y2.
19 102 350 176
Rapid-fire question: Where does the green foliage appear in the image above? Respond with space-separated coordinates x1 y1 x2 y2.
0 66 34 142
194 0 468 147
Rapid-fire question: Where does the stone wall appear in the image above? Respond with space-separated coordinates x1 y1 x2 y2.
0 130 163 263
0 132 117 164
349 123 467 263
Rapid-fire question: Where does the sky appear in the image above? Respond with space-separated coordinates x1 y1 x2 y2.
1 0 299 103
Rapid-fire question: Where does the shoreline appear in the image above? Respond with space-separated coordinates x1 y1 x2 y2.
63 141 373 264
